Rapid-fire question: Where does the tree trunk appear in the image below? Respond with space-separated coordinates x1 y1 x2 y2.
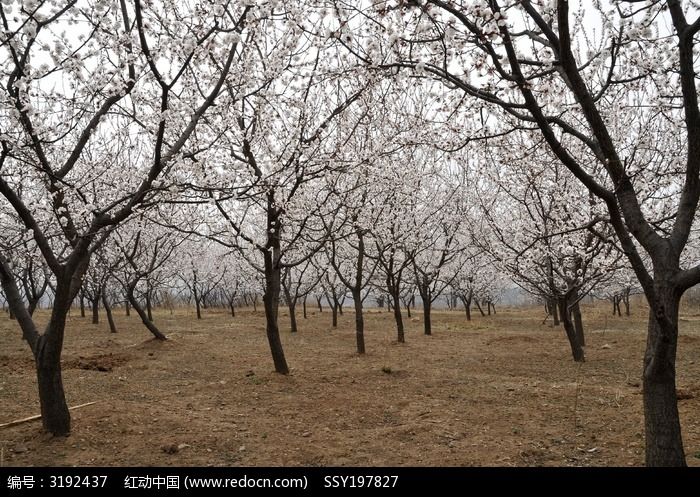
550 297 560 325
125 300 130 316
405 301 411 318
102 294 117 333
146 289 153 321
303 296 307 319
331 302 338 328
474 299 486 317
352 288 365 354
28 298 39 316
263 193 290 375
35 284 75 436
392 290 404 343
288 301 297 333
461 294 472 321
229 300 236 317
35 332 70 436
127 288 166 340
91 297 99 324
558 296 585 362
423 297 432 335
643 286 685 466
487 300 491 316
572 300 585 347
79 292 85 318
623 289 631 316
316 296 322 312
376 294 384 309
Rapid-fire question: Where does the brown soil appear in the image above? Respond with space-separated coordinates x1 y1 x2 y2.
1 301 699 467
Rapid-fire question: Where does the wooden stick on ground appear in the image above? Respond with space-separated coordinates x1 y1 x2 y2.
0 402 98 429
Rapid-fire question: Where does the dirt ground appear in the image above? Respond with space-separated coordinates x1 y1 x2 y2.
1 300 700 467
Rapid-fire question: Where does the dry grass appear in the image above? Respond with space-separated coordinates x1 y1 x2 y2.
1 300 700 467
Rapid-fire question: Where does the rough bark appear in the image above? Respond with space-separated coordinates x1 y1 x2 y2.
643 285 685 466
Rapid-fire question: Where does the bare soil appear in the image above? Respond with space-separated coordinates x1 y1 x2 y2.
1 301 700 467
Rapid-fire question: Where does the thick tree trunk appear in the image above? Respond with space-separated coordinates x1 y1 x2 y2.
91 297 99 324
125 300 130 316
34 304 71 435
35 335 70 435
643 286 685 466
558 296 585 362
79 292 85 318
102 294 117 333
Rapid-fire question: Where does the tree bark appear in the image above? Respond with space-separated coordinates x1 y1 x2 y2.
392 289 404 343
262 191 290 375
125 300 130 316
35 331 70 436
288 301 297 333
229 300 236 317
643 286 685 466
550 297 559 325
558 296 585 362
572 300 585 347
91 297 99 324
146 288 153 322
331 301 338 328
352 288 365 354
102 294 117 333
127 287 166 340
79 291 85 318
303 296 307 319
474 299 485 317
461 293 472 321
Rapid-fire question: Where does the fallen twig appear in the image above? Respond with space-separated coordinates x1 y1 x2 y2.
0 402 98 429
